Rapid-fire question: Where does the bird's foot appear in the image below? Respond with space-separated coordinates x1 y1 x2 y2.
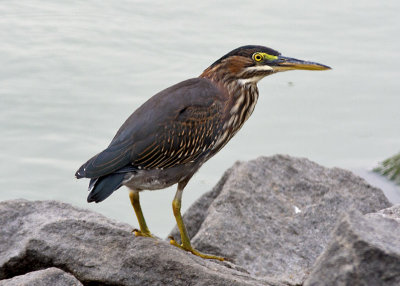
168 236 225 261
132 228 154 238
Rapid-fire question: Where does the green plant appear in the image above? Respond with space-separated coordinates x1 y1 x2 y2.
374 152 400 185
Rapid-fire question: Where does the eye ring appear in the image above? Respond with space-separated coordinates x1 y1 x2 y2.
253 53 263 62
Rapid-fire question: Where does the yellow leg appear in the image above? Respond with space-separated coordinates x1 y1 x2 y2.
169 182 225 261
129 190 153 237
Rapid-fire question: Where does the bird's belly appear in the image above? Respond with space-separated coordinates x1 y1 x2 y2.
124 173 174 190
122 162 200 191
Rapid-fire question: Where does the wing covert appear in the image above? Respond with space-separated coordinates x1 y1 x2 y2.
133 101 223 170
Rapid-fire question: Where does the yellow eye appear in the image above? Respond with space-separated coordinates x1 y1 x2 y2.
253 53 263 62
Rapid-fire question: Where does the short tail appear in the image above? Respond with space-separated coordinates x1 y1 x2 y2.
87 173 125 203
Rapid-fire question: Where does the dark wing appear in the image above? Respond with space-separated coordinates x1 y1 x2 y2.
75 78 225 179
133 101 223 170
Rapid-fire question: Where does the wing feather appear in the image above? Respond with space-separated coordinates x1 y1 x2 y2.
76 78 225 179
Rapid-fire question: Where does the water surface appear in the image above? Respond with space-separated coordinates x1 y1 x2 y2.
1 1 399 237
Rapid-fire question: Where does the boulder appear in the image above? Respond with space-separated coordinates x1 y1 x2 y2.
0 267 83 286
169 155 391 284
304 205 400 286
0 200 282 286
0 155 394 285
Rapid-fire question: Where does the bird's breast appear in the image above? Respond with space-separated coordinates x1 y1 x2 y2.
212 83 259 152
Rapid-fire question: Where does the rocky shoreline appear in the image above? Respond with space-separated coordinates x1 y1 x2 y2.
1 155 399 285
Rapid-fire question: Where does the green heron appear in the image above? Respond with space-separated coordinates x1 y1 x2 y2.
76 45 330 261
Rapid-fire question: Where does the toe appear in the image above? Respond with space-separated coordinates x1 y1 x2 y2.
133 228 153 237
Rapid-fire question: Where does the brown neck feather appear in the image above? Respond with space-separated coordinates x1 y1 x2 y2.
200 56 252 83
200 58 260 155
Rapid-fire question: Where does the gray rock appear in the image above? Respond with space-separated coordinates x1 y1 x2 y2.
0 267 82 286
0 199 283 286
368 204 400 221
304 205 400 286
169 155 391 285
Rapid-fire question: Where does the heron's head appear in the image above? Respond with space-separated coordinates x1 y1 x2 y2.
201 45 331 85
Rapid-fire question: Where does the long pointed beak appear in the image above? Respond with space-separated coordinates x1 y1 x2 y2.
273 56 331 71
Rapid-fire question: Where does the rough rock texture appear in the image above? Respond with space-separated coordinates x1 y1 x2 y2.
304 205 400 286
370 204 400 220
0 267 83 286
169 155 391 284
1 155 396 285
0 200 282 286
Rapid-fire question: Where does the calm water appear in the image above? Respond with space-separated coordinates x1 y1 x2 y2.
1 1 399 237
